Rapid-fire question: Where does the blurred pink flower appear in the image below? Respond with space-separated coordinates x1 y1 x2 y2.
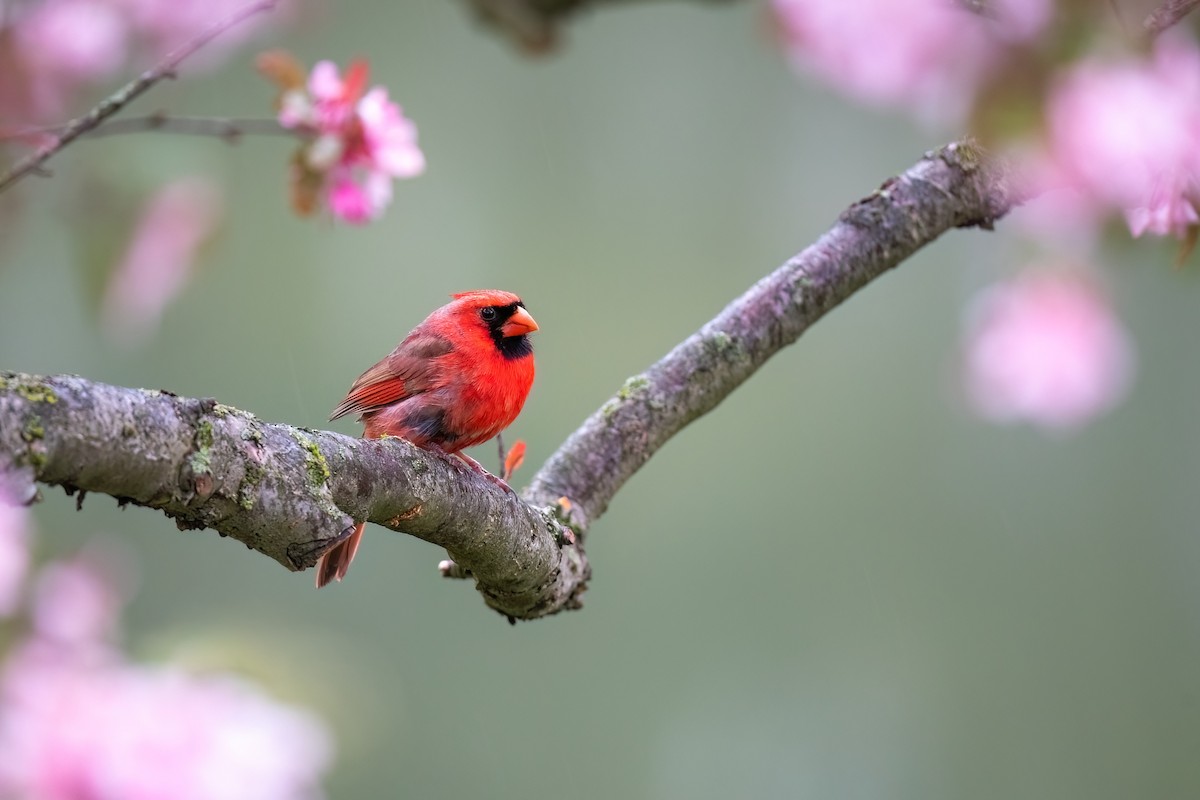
31 549 130 648
112 0 274 62
0 0 279 120
0 550 333 799
962 269 1135 433
357 87 425 179
0 491 31 618
10 0 129 117
14 0 127 78
326 168 391 224
1046 36 1200 240
0 644 333 800
771 0 1050 123
306 59 364 131
101 177 222 345
278 59 424 223
1125 188 1200 239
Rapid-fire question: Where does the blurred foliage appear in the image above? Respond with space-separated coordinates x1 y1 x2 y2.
2 1 1199 798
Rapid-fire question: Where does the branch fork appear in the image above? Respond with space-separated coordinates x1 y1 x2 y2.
0 142 1017 620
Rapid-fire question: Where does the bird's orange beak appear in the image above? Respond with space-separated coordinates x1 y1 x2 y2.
501 307 539 337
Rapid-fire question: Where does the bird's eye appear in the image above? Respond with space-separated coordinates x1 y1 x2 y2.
480 307 497 321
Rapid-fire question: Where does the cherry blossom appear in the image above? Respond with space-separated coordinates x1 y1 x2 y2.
771 0 1051 124
0 551 334 800
358 87 425 178
0 646 334 800
14 0 127 80
273 56 425 223
1125 191 1200 239
100 177 222 345
8 0 129 117
961 269 1135 433
0 0 279 120
112 0 275 61
31 548 130 648
1046 36 1200 240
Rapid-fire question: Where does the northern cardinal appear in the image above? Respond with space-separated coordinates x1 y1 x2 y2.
316 289 538 588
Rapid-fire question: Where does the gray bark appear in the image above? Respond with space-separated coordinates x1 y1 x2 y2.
0 142 1017 621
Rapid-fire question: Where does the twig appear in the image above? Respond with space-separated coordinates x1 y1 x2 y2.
1 115 294 144
1144 0 1200 36
0 0 277 193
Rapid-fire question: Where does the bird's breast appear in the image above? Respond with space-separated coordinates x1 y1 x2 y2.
441 355 534 449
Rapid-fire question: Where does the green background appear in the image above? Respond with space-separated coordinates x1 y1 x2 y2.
3 2 1199 797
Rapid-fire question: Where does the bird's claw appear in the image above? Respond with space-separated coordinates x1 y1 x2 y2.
439 447 518 495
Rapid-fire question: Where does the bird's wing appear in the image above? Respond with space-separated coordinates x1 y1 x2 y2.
328 333 453 420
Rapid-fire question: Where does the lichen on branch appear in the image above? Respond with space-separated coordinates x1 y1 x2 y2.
0 372 587 621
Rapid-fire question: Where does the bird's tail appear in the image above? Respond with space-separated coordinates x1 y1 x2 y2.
315 521 364 588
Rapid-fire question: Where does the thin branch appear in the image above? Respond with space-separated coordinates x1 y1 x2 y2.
0 0 277 194
0 141 1019 621
1144 0 1200 36
2 115 295 144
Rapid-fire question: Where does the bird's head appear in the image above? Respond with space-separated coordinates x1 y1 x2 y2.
450 289 539 360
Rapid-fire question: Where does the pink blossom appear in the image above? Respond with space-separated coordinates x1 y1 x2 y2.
308 60 345 100
0 540 333 799
278 60 365 135
277 58 424 223
771 0 1051 123
0 643 333 800
308 60 362 129
31 549 131 648
10 0 129 117
962 270 1135 433
112 0 274 62
0 491 31 618
358 87 425 179
1046 36 1200 239
0 0 280 121
326 169 390 224
278 89 314 130
14 0 127 78
1125 188 1200 239
101 177 222 345
279 60 362 132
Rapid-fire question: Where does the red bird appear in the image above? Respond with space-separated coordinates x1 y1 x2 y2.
316 290 538 588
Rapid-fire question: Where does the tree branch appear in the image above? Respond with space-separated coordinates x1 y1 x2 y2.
0 374 586 622
0 0 277 194
0 141 1018 621
524 141 1017 523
